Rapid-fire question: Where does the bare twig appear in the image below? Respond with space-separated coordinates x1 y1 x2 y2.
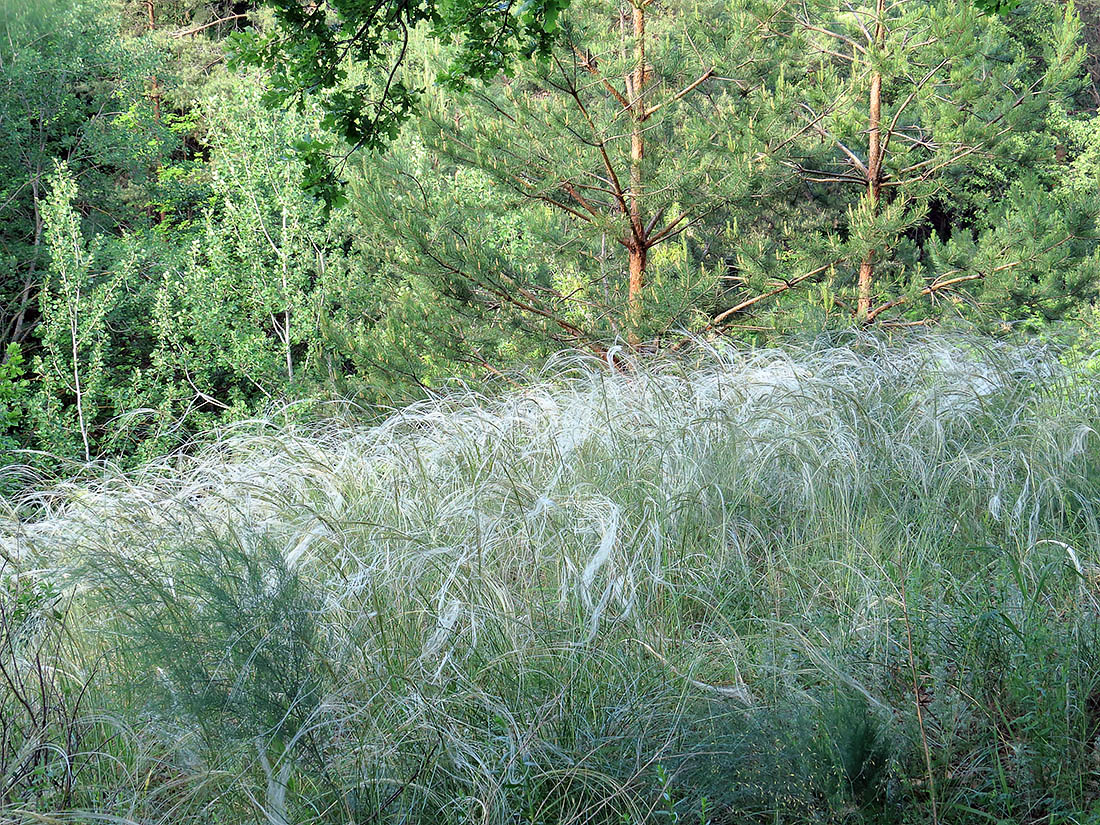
169 13 249 38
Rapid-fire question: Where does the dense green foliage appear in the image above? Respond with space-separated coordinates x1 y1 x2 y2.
231 0 571 205
0 0 1098 470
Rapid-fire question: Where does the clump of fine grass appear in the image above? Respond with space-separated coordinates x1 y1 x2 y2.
3 331 1100 824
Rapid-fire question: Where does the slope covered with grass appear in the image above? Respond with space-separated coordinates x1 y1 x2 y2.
3 333 1100 824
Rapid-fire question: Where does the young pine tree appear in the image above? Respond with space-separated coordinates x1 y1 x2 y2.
778 0 1093 322
358 0 810 349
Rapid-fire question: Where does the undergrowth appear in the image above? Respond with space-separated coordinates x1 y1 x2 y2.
3 332 1100 823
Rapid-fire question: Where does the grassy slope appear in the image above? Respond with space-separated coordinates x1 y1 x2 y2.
3 332 1100 824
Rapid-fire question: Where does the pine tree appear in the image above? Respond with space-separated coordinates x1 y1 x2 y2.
776 0 1091 323
359 0 806 348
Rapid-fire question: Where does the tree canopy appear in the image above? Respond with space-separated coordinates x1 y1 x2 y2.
0 0 1097 470
231 0 574 204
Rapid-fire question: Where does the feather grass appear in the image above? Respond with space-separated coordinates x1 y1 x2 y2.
3 331 1100 823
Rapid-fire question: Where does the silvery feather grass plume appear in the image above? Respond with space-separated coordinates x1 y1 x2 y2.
2 331 1100 824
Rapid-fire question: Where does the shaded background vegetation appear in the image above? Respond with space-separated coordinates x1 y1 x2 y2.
0 0 1098 476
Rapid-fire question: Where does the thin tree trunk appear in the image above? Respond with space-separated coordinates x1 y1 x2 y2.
9 175 43 347
146 1 161 121
627 0 647 342
857 0 885 320
145 0 167 224
69 286 90 462
280 205 293 382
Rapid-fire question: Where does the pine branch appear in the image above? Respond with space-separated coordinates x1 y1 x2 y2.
797 104 868 177
169 14 250 38
644 68 715 119
701 261 835 332
865 234 1076 322
571 46 631 109
879 58 951 159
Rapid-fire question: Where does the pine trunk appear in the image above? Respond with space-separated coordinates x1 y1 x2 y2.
857 0 884 321
628 242 646 326
627 2 646 342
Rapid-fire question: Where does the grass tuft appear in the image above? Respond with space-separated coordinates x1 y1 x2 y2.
3 332 1100 823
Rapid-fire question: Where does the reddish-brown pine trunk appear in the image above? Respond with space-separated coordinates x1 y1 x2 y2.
627 2 646 343
628 242 646 324
857 72 881 319
857 0 885 320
